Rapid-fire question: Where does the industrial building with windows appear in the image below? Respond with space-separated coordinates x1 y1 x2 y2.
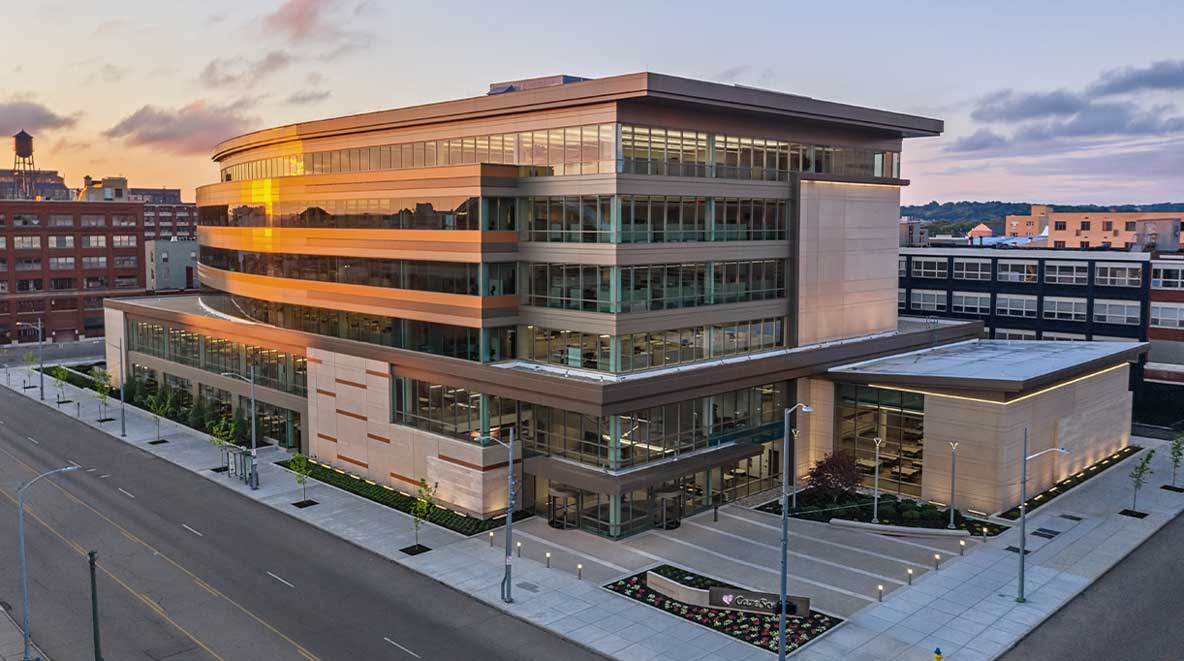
105 72 1144 538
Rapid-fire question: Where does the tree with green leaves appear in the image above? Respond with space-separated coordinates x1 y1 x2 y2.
209 415 236 448
413 478 439 549
92 367 112 421
146 389 175 442
1130 449 1156 511
1170 435 1184 489
20 351 36 388
50 365 69 404
187 397 208 431
289 453 312 502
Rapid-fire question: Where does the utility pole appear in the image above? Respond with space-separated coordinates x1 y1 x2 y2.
89 551 103 661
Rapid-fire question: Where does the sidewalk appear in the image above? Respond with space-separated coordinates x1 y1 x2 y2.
0 606 47 661
8 374 1179 660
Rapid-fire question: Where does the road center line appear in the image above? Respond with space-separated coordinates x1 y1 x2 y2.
98 474 110 479
384 637 422 658
26 436 38 445
267 571 295 589
118 487 136 499
182 524 204 537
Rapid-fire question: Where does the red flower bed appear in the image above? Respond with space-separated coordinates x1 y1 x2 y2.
604 566 840 654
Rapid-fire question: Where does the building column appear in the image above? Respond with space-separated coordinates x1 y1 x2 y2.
609 494 622 539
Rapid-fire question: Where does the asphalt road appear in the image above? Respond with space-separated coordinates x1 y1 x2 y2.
1002 510 1184 660
0 338 105 369
0 387 604 661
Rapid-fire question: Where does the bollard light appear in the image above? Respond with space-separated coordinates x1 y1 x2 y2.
577 563 583 580
877 584 883 602
934 553 941 570
516 541 522 558
982 526 988 541
489 531 494 547
545 551 551 568
907 567 913 585
959 539 966 556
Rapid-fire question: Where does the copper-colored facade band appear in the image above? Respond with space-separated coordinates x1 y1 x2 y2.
336 409 367 421
335 378 367 389
365 369 390 379
367 433 391 444
317 433 338 443
438 454 509 472
306 356 323 364
315 388 336 397
389 471 418 485
338 454 369 469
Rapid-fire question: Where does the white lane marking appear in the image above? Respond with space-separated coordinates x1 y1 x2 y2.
98 474 110 479
383 637 421 658
117 487 136 499
682 520 905 585
67 459 81 468
716 510 930 569
649 532 876 602
511 529 632 574
25 436 38 445
182 524 204 537
267 571 295 589
86 468 96 472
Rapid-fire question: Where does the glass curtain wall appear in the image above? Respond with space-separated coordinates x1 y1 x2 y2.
834 384 924 497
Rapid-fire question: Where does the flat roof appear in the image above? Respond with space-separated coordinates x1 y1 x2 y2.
830 339 1147 394
213 71 942 161
901 247 1151 261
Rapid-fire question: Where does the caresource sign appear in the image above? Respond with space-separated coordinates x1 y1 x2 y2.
708 587 810 618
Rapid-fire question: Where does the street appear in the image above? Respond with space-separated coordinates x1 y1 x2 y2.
1002 509 1184 660
0 338 105 369
0 386 604 661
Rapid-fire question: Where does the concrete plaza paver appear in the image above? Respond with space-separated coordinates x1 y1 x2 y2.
6 373 1177 660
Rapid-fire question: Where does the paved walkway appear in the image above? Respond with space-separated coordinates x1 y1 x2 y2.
0 606 47 661
6 374 1178 660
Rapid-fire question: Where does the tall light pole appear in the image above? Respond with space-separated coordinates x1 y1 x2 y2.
779 402 812 661
16 319 44 401
116 339 126 437
478 428 517 603
18 465 79 661
1016 428 1069 603
947 442 960 529
872 437 883 523
221 366 258 490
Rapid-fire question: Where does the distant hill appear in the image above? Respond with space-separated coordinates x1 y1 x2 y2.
901 201 1184 226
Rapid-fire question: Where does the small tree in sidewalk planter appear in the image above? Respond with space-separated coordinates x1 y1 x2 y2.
404 478 438 555
50 365 69 404
92 367 113 421
806 451 862 504
187 397 209 432
20 351 36 388
1167 435 1184 491
289 453 315 507
146 389 175 442
1127 449 1156 515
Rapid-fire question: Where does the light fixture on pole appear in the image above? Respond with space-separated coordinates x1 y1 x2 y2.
477 428 517 604
948 442 960 529
18 465 79 661
117 338 126 437
15 319 44 401
779 402 812 661
872 437 883 523
221 366 258 490
1017 428 1069 603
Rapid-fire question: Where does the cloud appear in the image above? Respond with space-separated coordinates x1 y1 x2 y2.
103 101 259 155
715 66 752 82
262 0 373 60
89 63 127 84
0 100 78 135
264 0 339 42
92 19 129 37
1088 59 1184 97
199 51 293 87
1014 103 1184 142
970 90 1088 122
946 129 1009 152
285 89 331 105
1007 140 1184 180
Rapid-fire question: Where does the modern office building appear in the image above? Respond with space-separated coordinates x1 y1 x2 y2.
104 73 1144 535
0 199 146 342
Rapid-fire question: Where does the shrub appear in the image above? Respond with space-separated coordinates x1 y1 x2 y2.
805 451 862 503
901 509 921 523
877 503 898 520
920 507 943 522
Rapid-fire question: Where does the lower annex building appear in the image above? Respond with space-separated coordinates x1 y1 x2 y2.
104 72 1145 538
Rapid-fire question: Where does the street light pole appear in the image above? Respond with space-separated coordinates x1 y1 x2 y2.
1016 429 1069 603
479 428 517 603
117 339 126 437
220 368 258 490
18 465 80 661
948 442 959 529
779 402 812 661
89 550 103 661
872 437 883 523
37 319 43 402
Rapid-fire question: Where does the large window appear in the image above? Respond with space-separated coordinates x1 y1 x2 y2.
1151 302 1184 329
1095 263 1142 288
835 384 924 497
997 260 1038 283
951 291 990 315
1043 297 1087 321
910 289 946 312
526 195 613 243
1044 262 1088 285
911 258 948 280
1152 264 1184 289
198 197 481 230
525 264 613 312
1094 299 1140 325
996 294 1037 318
952 258 992 280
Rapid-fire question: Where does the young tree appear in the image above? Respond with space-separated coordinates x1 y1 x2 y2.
208 415 237 473
92 367 112 421
20 351 36 388
1170 435 1184 489
412 478 439 549
289 453 312 502
1130 449 1156 512
187 397 208 431
146 389 175 442
806 451 862 504
50 365 69 404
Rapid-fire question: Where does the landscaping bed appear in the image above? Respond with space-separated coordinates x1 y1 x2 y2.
604 564 840 654
275 458 528 536
756 488 1008 536
999 445 1142 520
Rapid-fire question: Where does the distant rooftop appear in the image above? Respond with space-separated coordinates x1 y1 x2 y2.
830 339 1146 394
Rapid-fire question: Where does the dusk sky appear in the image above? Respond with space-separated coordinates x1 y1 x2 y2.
4 0 1183 205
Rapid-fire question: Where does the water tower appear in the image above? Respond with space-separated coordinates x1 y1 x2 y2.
12 130 35 199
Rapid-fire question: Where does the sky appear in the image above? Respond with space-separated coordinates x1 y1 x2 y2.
3 0 1183 206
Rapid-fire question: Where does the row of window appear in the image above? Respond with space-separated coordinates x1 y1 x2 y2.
905 289 1142 324
126 319 307 395
523 260 786 313
219 122 899 183
523 317 785 373
905 257 1143 287
199 198 483 230
392 375 786 470
524 195 788 243
1051 220 1139 232
1 255 138 271
0 276 138 292
0 235 135 250
0 213 137 228
0 296 104 314
199 247 513 296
